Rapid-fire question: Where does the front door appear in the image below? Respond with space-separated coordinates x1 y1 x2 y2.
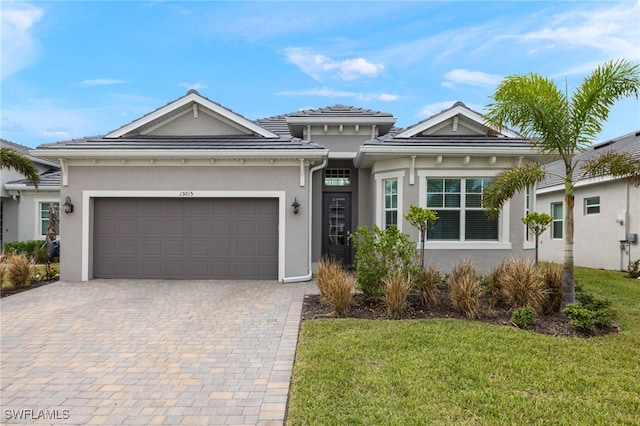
323 193 352 267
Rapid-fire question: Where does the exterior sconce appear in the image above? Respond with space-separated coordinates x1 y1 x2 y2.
291 197 300 215
63 196 74 214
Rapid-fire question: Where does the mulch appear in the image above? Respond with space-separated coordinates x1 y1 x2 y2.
301 285 620 338
1 279 59 298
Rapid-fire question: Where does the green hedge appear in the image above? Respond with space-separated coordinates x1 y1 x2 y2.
3 240 50 263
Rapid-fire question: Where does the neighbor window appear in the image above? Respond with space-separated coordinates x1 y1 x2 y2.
551 202 563 239
584 196 600 215
425 178 497 241
383 178 398 228
40 202 60 237
324 169 351 186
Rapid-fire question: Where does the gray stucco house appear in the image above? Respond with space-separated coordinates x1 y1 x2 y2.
1 139 61 248
537 130 640 271
33 90 544 282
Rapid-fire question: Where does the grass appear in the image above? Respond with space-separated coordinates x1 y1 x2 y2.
287 267 640 425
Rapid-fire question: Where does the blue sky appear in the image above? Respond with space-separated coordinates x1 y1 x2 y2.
1 1 639 148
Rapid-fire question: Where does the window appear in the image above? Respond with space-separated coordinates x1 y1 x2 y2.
551 202 563 239
324 169 351 186
525 185 533 242
383 178 398 228
40 202 60 237
426 178 497 241
584 196 600 215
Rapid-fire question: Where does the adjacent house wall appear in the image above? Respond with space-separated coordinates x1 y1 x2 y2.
537 179 640 270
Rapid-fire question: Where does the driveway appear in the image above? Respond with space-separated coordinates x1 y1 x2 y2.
1 280 317 425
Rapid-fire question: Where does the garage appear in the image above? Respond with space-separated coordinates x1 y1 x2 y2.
93 198 279 280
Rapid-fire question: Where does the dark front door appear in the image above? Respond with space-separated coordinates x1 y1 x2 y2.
323 193 352 267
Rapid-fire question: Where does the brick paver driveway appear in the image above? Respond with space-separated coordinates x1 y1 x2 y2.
1 280 317 425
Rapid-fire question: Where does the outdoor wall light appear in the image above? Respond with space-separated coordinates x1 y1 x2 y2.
291 197 300 215
63 196 74 214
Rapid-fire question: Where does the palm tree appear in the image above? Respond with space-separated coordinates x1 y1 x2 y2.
482 59 640 312
0 147 40 187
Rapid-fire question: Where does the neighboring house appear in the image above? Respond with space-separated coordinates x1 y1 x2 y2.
32 91 544 282
536 130 640 271
1 139 61 248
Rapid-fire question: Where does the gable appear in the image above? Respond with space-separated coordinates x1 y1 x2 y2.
106 90 277 139
396 102 519 139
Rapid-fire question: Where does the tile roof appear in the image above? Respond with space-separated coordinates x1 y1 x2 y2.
37 135 325 150
365 134 533 148
538 130 640 189
6 169 61 188
1 138 33 154
287 104 394 118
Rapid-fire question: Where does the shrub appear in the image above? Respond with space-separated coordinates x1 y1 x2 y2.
0 253 7 294
3 240 48 263
628 259 640 278
350 226 419 297
562 289 615 331
6 253 35 289
542 263 563 314
383 271 412 319
511 306 537 330
417 265 441 309
487 257 511 309
449 259 481 319
498 257 548 313
316 257 355 317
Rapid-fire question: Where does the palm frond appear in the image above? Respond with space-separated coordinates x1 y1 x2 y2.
581 151 640 187
0 148 40 187
483 163 547 220
570 59 640 149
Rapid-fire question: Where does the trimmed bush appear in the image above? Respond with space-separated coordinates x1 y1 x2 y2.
3 240 49 263
628 259 640 278
316 257 355 317
417 265 441 309
487 257 511 310
383 271 412 319
449 259 481 319
6 253 35 289
511 306 537 330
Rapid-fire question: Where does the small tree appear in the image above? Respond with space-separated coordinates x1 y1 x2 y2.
404 205 438 268
522 212 552 266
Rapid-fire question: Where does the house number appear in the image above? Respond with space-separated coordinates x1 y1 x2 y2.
179 191 194 197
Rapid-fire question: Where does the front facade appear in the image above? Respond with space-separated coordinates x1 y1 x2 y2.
537 131 640 271
34 91 544 282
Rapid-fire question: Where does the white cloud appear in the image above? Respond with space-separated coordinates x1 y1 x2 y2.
80 79 127 87
0 2 43 79
179 82 208 91
442 69 502 88
276 87 398 102
284 47 384 81
41 128 71 139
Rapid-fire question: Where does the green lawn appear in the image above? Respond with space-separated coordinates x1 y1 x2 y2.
287 267 640 425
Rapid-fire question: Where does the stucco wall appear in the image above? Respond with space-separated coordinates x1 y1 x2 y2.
537 179 640 270
60 164 311 281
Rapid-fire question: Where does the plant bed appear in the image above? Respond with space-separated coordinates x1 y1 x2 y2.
1 278 59 298
301 283 619 338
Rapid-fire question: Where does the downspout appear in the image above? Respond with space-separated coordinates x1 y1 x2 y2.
282 157 328 283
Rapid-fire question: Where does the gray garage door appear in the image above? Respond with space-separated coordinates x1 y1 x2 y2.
93 198 278 279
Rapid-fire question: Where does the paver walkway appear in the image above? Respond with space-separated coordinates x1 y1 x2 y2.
1 280 317 425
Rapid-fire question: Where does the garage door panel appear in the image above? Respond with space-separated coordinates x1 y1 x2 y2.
94 198 278 279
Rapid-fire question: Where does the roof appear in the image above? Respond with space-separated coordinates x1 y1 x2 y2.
538 130 640 189
256 104 397 138
365 134 532 148
1 138 60 168
5 169 61 190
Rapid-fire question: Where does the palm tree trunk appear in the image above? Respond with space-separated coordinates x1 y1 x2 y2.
419 229 426 268
561 192 576 311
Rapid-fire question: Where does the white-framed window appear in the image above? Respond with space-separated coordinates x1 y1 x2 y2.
425 177 498 241
551 202 563 239
38 201 60 238
375 171 404 231
525 185 533 242
584 196 600 215
383 178 398 229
